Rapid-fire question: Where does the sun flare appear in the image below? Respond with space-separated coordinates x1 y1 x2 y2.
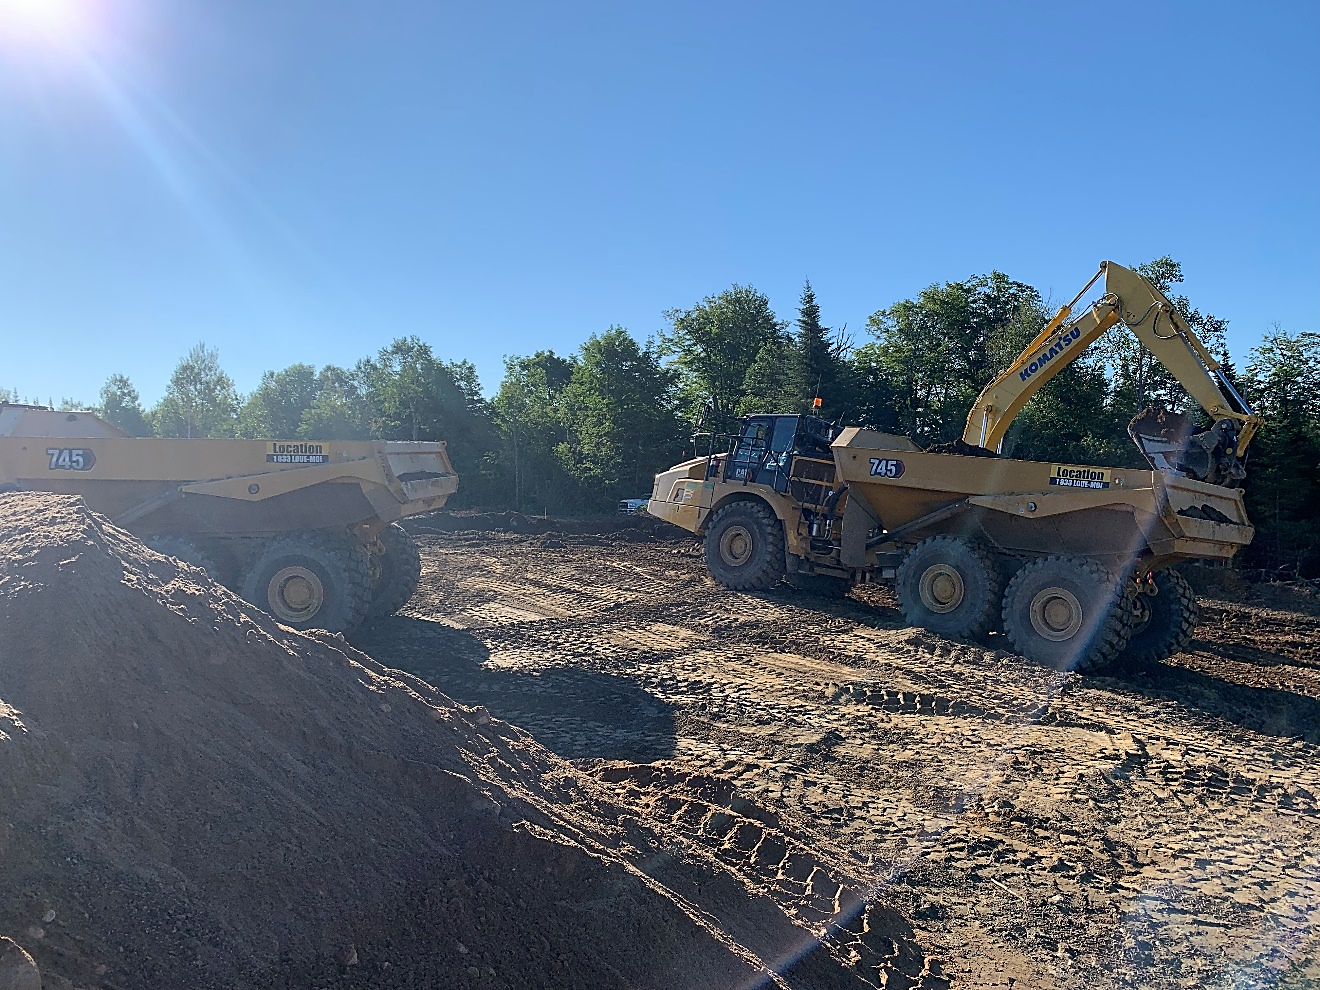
0 0 88 44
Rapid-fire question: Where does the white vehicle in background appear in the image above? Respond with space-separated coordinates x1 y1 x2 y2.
618 498 649 514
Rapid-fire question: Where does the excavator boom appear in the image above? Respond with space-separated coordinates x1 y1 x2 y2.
963 261 1261 478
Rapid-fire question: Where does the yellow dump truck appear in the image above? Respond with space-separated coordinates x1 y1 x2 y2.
0 404 458 631
648 262 1261 673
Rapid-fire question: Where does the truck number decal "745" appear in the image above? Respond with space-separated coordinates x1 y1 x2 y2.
46 448 97 471
868 458 905 479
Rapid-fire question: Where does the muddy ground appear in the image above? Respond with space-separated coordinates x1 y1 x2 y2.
358 526 1320 990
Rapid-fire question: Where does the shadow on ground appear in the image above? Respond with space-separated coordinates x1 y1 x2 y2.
354 616 678 762
1104 647 1320 743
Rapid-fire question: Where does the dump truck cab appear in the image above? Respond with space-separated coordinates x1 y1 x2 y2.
648 413 855 594
649 413 833 545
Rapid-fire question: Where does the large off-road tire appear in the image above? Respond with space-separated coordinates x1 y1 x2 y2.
1121 568 1199 664
240 530 372 633
147 533 226 585
703 500 786 591
367 522 423 618
896 536 1005 639
1002 556 1134 673
786 573 852 599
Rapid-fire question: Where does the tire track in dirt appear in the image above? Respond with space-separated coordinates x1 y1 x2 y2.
358 532 1320 990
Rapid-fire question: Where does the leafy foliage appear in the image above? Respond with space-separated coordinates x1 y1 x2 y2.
492 351 576 511
1240 329 1320 575
152 343 241 439
853 272 1045 444
661 285 787 425
558 329 683 504
98 374 151 437
237 364 320 439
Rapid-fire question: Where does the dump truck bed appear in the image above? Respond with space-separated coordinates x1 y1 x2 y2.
0 410 457 536
832 427 1253 567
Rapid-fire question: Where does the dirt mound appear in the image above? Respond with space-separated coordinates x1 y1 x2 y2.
0 493 926 989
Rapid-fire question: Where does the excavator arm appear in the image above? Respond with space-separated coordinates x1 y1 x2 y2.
962 261 1261 482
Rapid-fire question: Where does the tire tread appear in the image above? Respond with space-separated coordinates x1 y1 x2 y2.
368 523 424 618
1122 569 1199 664
896 535 1005 639
241 529 373 632
704 501 785 591
1002 555 1133 673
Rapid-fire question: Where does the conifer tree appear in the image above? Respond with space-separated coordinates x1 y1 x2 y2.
794 279 835 416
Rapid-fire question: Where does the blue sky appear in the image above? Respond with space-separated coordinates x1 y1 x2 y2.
2 0 1317 407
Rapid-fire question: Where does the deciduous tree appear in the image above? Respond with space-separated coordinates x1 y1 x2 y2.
152 343 240 438
97 374 151 436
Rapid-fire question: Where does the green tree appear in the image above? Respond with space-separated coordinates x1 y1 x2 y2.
297 365 370 440
559 329 683 507
237 363 319 438
857 272 1044 444
661 285 787 426
792 279 848 418
1240 328 1320 574
356 338 497 496
492 350 577 511
152 342 240 438
737 334 800 416
97 374 151 436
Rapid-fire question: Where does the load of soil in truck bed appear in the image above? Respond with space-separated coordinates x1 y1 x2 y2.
0 493 940 990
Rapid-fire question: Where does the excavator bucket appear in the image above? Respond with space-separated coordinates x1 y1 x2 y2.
1127 407 1245 487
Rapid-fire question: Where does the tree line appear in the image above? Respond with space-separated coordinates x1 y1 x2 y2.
9 257 1317 576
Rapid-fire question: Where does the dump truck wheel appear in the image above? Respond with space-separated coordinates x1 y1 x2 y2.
1002 556 1134 673
1122 569 1199 664
147 533 225 585
368 523 423 618
896 536 1004 639
704 501 785 591
241 531 372 633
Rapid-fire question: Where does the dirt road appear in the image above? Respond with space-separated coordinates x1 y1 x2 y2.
358 528 1320 990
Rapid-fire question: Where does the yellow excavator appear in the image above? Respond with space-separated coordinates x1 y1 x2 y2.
647 262 1262 673
966 261 1259 485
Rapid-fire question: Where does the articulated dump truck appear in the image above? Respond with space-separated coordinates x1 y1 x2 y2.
0 404 458 632
648 262 1262 673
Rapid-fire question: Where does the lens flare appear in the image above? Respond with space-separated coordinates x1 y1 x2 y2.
0 0 89 46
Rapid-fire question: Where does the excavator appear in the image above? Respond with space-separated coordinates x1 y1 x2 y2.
966 261 1258 486
647 261 1262 673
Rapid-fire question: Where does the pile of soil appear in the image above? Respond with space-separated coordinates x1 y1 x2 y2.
0 494 933 990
